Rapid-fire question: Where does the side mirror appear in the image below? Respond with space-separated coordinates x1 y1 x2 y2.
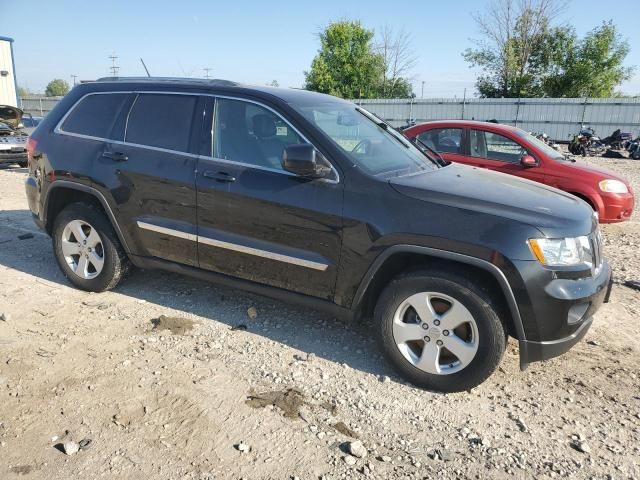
282 144 329 179
521 154 538 167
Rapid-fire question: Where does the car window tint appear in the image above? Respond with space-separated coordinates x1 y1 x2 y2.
470 130 526 163
125 94 197 152
417 128 462 154
213 98 304 170
61 93 129 140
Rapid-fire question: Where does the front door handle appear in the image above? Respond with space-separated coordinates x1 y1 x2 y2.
102 151 128 162
203 170 236 182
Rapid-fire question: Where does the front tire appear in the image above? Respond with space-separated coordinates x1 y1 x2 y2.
374 270 506 393
52 203 130 292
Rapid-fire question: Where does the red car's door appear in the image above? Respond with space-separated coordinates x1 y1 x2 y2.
414 127 470 164
467 129 547 184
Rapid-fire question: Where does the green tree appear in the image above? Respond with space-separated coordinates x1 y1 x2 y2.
463 0 566 98
542 22 634 97
304 21 385 99
45 79 70 97
18 86 30 98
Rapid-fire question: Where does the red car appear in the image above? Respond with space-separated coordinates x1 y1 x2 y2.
404 121 634 223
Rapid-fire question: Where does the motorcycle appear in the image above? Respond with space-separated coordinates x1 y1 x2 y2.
568 126 606 156
626 136 640 160
602 129 633 151
532 131 560 150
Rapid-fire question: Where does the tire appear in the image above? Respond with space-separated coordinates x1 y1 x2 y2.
374 269 506 393
52 202 130 292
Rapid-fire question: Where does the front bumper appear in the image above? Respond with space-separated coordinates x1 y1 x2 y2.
514 260 612 369
599 192 634 223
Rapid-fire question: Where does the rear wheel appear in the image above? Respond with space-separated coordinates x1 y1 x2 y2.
52 203 130 292
375 270 506 392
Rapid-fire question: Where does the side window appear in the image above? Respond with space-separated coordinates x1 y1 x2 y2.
471 130 526 163
417 128 462 154
125 94 197 152
213 98 304 170
61 93 129 140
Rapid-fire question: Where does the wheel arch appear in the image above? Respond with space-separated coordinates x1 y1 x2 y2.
567 190 603 216
352 245 526 343
44 181 130 253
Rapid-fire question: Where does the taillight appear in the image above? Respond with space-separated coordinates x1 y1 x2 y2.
26 137 38 167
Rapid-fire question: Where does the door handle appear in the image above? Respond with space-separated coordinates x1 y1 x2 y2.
102 151 128 162
203 170 236 182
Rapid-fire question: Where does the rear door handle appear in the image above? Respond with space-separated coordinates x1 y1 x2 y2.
102 151 128 162
203 170 236 182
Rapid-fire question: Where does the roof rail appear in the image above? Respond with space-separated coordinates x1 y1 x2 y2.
95 76 241 87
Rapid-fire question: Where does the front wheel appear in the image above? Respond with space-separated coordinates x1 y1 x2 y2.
374 270 506 392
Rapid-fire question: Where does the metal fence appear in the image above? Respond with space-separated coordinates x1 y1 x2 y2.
17 95 640 142
20 96 63 117
353 97 640 141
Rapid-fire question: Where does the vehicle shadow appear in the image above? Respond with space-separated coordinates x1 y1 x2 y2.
0 208 394 380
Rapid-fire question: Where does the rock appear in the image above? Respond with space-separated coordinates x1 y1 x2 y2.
380 375 390 383
78 438 92 450
346 440 367 458
379 455 392 463
235 442 251 453
247 307 258 319
515 418 528 433
0 313 9 322
571 440 591 454
343 455 357 466
62 441 80 456
437 448 454 461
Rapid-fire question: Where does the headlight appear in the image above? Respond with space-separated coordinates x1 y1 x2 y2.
599 179 628 193
528 236 592 267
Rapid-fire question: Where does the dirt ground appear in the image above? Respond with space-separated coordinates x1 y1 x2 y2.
0 156 639 480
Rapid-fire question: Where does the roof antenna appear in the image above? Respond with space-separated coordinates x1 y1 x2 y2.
140 58 151 77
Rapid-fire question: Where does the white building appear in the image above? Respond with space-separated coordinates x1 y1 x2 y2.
0 36 19 107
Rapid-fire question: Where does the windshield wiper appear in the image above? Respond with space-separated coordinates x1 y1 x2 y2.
355 107 412 149
411 137 448 167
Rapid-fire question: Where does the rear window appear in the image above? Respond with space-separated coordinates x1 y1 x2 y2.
125 94 197 152
61 93 129 139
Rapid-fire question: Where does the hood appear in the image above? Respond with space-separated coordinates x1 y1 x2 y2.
558 159 630 184
0 105 23 130
390 163 595 237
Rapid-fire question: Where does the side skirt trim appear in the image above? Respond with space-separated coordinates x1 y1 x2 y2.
136 221 329 271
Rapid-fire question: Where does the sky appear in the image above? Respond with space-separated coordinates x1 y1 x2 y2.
1 0 639 97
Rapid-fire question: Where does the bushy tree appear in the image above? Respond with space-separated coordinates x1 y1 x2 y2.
305 21 384 99
541 22 634 97
45 79 70 97
305 21 414 99
464 0 634 98
463 0 566 98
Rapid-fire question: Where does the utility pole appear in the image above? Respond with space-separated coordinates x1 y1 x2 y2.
421 81 425 99
203 67 212 79
108 55 120 76
70 74 77 86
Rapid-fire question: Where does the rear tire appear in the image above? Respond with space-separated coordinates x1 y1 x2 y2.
52 202 130 292
374 269 506 393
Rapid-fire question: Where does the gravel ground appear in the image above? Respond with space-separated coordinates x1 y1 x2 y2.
0 162 639 480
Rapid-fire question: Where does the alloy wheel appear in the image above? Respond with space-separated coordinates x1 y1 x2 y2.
60 219 105 279
392 291 479 375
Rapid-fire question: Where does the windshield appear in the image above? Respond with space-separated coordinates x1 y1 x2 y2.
516 129 565 161
292 101 440 178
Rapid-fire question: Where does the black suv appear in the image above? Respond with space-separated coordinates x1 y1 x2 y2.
25 78 612 392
